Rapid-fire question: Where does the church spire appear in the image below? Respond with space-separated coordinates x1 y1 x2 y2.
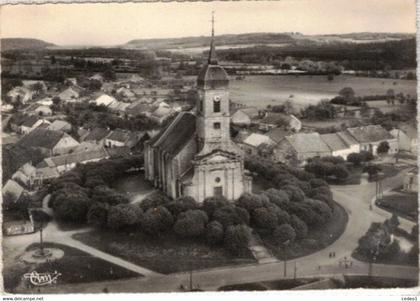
208 11 218 65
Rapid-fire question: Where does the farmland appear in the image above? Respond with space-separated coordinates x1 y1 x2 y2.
229 75 416 109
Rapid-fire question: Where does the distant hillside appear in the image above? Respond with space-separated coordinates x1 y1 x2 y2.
1 38 55 51
123 32 415 51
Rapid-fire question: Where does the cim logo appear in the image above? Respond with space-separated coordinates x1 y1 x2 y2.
23 271 61 286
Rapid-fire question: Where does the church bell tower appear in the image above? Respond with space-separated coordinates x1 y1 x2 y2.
196 12 231 154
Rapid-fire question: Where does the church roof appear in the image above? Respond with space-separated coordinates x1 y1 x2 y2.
151 112 196 156
197 64 229 89
196 14 229 90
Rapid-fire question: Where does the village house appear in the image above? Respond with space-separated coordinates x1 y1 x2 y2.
389 125 417 154
11 163 37 190
345 125 398 155
6 86 33 104
273 132 331 163
27 103 53 116
17 115 49 134
258 112 302 132
22 80 48 93
17 128 80 156
240 133 276 156
57 86 82 103
2 104 14 113
104 129 148 149
230 106 259 126
80 128 111 146
108 100 130 115
320 131 360 160
125 102 154 117
3 212 35 236
116 87 136 99
3 179 25 204
150 101 176 124
92 94 116 107
47 120 72 133
36 147 110 176
36 97 53 107
403 167 418 193
266 127 293 143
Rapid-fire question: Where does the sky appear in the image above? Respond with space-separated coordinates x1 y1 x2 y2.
0 0 416 46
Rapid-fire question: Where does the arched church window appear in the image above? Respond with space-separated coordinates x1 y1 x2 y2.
213 97 221 113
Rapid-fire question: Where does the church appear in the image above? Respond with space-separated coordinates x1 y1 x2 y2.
144 18 252 203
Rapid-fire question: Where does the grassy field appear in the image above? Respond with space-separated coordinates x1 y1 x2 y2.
4 242 139 293
73 230 256 274
229 75 416 109
376 191 418 221
260 202 348 260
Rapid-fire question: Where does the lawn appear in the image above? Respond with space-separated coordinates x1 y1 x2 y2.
219 278 323 291
343 276 417 288
3 242 140 293
229 75 416 110
376 191 418 221
73 230 256 274
260 202 348 260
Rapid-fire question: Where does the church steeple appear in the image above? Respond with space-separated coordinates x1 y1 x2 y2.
208 11 218 65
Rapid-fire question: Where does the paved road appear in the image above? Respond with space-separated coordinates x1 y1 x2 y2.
18 167 418 293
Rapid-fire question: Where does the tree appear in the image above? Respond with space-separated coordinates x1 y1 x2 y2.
331 164 349 180
53 194 91 223
173 209 209 238
107 204 141 230
206 221 224 245
201 196 229 217
377 141 390 154
103 68 116 81
213 205 250 228
262 189 290 209
236 193 264 211
141 206 174 235
290 215 308 239
363 164 382 179
252 207 279 230
87 202 110 228
224 225 251 255
166 196 199 217
339 87 355 99
347 152 363 166
273 224 296 245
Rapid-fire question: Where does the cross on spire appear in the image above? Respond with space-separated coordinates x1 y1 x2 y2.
208 10 218 65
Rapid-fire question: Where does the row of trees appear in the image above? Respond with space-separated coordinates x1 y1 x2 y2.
48 154 336 256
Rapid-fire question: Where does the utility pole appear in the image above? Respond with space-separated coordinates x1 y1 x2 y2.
39 220 44 256
396 127 400 163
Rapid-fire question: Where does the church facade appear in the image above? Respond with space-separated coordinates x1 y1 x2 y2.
144 23 252 203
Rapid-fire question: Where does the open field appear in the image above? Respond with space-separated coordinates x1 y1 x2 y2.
73 230 256 274
229 75 416 110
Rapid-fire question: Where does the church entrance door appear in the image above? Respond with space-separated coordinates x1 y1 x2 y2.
214 186 223 197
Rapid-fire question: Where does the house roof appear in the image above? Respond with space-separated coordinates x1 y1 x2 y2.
286 132 331 154
243 133 275 148
21 115 40 128
267 127 291 143
94 94 116 106
320 133 349 151
83 128 111 142
126 102 154 115
260 112 290 125
107 130 130 143
37 148 109 168
3 179 24 201
150 112 196 156
346 125 394 143
47 120 71 131
106 146 131 158
17 128 65 149
35 166 60 179
336 131 359 146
